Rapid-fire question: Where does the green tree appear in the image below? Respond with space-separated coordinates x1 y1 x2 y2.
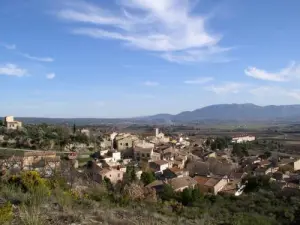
161 184 176 201
124 165 137 183
180 188 193 205
73 123 76 134
141 171 155 185
264 151 272 158
0 119 3 127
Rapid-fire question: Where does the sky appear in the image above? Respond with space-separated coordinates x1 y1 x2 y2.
0 0 300 118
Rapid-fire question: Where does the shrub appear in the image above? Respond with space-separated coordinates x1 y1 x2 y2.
19 206 45 225
0 202 13 224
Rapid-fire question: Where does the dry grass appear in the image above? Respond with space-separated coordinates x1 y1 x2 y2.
19 206 45 225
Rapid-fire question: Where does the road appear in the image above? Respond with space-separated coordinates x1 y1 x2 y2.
0 147 73 155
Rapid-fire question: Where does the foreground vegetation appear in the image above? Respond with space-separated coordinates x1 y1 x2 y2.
0 169 300 225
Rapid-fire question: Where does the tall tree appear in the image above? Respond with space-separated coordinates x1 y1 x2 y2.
73 123 76 134
141 171 155 185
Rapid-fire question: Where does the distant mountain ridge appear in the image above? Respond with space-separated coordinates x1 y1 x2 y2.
147 103 300 122
5 104 300 125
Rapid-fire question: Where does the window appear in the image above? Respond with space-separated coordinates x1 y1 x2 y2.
142 153 145 157
120 143 123 146
118 173 120 177
109 174 111 177
147 153 150 157
125 143 129 147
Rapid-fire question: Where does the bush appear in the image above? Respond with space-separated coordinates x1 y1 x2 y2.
8 171 50 207
0 202 13 224
19 206 45 225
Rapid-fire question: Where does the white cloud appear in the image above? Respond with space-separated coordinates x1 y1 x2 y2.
0 64 28 77
21 53 54 62
184 77 214 84
143 81 160 86
205 82 245 94
57 0 231 63
46 73 56 79
245 61 300 82
250 86 300 100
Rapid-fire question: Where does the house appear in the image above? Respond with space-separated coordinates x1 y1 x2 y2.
4 116 22 130
114 136 133 151
194 175 228 195
278 158 300 171
149 160 169 174
101 150 121 163
92 165 124 184
80 129 90 136
168 176 197 192
163 167 189 179
254 166 278 176
229 172 247 183
148 128 170 144
172 159 185 169
134 142 155 161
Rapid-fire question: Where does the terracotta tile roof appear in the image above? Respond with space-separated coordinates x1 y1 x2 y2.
194 176 210 185
169 176 197 190
169 167 182 173
204 178 220 187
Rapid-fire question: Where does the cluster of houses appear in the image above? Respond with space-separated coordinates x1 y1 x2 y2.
90 129 300 196
89 129 248 196
241 155 300 190
1 118 300 196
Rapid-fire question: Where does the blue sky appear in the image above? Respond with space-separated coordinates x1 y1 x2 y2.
1 0 300 118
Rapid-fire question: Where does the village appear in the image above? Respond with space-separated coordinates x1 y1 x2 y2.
1 116 300 198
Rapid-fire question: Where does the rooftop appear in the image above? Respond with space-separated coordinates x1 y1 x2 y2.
134 146 153 153
194 176 210 185
153 160 169 166
169 176 197 190
204 178 221 187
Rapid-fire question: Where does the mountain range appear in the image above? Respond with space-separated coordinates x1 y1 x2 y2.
145 103 300 122
10 104 300 125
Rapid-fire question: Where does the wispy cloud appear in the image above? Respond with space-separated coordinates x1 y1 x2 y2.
1 43 16 50
0 42 54 62
184 77 214 84
0 63 28 77
250 86 300 100
205 82 245 94
57 0 232 63
245 61 300 82
162 47 234 64
143 81 160 86
20 53 54 62
46 73 56 79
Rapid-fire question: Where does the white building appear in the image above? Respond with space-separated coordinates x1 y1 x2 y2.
232 135 255 143
150 160 170 174
4 116 22 130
